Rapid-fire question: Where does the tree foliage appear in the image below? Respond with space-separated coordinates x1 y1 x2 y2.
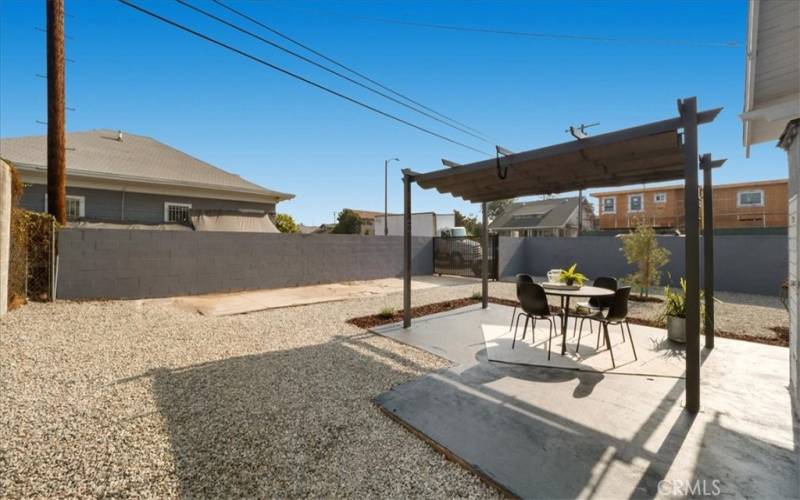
486 198 515 220
274 213 299 233
620 222 670 297
332 209 363 234
454 210 482 237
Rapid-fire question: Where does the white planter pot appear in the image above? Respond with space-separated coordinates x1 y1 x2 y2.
667 315 686 343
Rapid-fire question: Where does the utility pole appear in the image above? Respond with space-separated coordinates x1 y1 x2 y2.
47 0 67 224
577 189 583 236
384 158 399 235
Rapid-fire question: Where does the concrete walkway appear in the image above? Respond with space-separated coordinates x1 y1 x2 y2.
372 305 798 499
142 275 477 316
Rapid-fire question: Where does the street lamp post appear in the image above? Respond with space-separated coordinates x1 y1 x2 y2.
384 157 399 235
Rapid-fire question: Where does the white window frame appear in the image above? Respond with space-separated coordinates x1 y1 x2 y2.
164 202 192 223
737 189 764 208
66 195 85 219
44 194 86 219
628 193 644 213
653 192 667 204
601 197 616 214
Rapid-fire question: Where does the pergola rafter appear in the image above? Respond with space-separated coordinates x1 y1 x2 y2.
402 97 723 414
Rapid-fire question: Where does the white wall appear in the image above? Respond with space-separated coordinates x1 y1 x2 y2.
0 160 11 315
374 213 455 237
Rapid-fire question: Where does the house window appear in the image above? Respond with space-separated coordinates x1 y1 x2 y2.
66 196 85 219
44 194 85 220
653 192 667 204
737 190 764 208
628 194 644 213
164 202 192 223
601 197 616 214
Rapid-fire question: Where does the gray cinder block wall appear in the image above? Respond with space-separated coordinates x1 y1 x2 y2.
57 229 433 300
498 235 787 296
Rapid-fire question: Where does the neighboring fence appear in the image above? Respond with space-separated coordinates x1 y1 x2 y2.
57 229 433 300
498 234 787 296
433 235 498 279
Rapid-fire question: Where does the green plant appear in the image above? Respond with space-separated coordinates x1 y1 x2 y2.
659 277 705 324
662 278 688 318
274 213 299 233
332 209 363 234
620 222 670 297
378 307 396 319
454 210 482 237
559 263 587 286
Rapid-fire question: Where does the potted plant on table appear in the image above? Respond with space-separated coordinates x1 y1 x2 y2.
559 263 587 287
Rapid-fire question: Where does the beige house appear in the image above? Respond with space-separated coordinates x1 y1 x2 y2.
592 179 788 231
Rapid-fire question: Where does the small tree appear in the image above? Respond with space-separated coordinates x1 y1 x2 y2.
454 210 482 237
274 213 299 233
620 222 670 297
332 209 363 234
486 198 515 220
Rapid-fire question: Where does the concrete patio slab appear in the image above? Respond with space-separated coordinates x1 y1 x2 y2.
372 306 798 499
483 321 685 378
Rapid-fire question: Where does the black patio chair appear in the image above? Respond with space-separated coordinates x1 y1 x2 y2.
571 276 618 342
577 286 637 368
509 274 534 334
513 282 556 360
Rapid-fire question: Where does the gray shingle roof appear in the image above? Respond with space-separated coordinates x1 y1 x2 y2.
489 197 579 230
0 129 294 201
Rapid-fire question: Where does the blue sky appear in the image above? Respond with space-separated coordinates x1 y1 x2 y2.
0 0 787 225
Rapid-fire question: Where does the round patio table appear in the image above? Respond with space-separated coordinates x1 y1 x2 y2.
541 284 615 356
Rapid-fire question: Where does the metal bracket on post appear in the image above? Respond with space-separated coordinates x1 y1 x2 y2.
495 146 513 179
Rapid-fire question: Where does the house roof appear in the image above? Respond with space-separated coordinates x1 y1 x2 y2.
346 209 384 221
489 197 581 230
741 0 800 150
0 129 294 202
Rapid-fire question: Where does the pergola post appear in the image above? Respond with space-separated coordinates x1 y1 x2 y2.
481 202 489 308
403 169 412 328
701 154 715 349
680 97 701 413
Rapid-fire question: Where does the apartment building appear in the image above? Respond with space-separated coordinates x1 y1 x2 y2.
591 179 788 231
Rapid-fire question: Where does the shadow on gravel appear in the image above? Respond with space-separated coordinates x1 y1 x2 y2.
142 337 435 498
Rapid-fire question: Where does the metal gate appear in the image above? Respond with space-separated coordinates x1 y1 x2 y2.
433 235 498 279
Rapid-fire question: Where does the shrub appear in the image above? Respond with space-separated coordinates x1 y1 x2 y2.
274 213 299 233
620 222 670 297
378 307 396 318
332 209 363 234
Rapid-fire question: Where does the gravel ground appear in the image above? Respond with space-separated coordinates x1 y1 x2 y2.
0 280 786 497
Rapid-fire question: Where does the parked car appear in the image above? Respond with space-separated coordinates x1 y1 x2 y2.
436 227 482 274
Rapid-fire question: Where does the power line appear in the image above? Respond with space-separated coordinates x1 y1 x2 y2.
175 0 490 144
116 0 492 156
272 4 742 49
212 0 494 140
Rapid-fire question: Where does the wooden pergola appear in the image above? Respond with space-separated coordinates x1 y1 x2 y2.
402 97 723 413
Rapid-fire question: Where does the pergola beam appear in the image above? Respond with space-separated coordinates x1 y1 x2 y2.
414 107 721 186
